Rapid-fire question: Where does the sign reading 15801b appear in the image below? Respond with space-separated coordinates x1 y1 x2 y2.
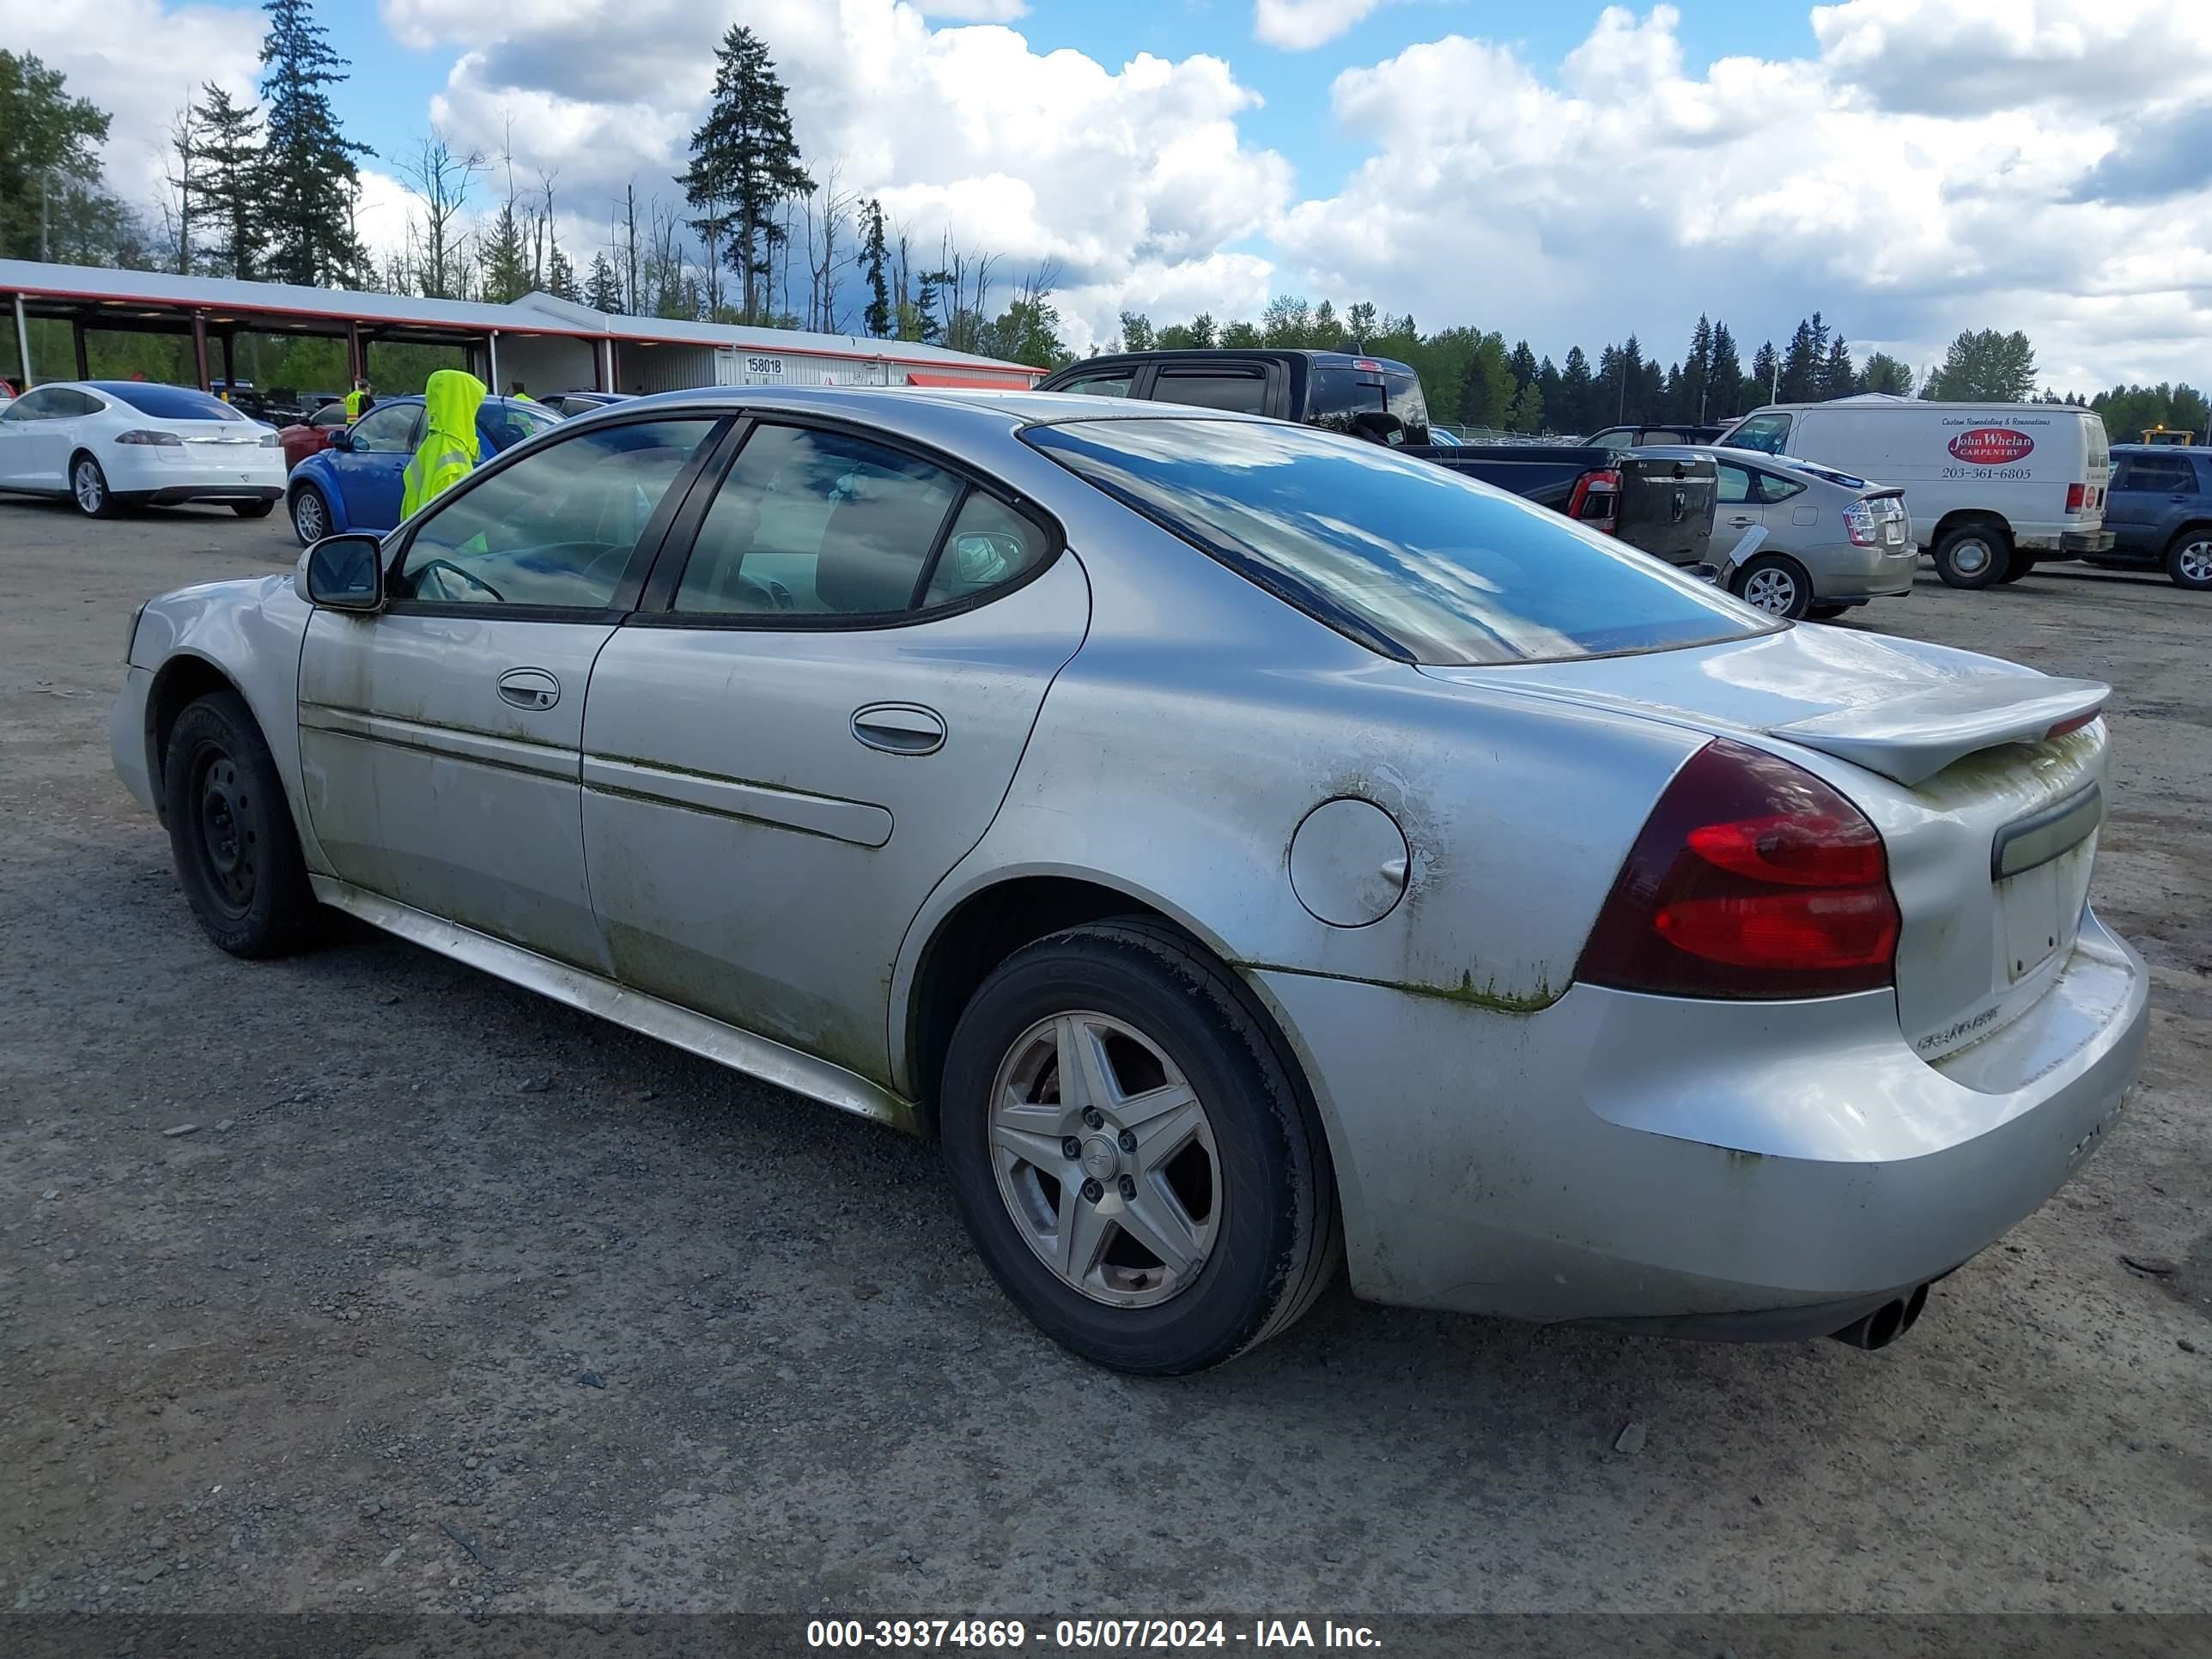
745 356 784 377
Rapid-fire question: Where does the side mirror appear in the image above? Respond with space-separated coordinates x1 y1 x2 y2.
326 428 355 453
296 533 386 611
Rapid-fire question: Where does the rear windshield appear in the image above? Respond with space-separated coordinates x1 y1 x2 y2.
1025 416 1773 666
1308 365 1431 444
99 383 246 422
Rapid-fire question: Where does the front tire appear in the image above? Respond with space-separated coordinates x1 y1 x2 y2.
939 920 1339 1374
1733 553 1814 619
1933 523 2008 588
232 498 276 520
2166 530 2212 590
161 690 320 957
290 483 331 548
71 453 118 519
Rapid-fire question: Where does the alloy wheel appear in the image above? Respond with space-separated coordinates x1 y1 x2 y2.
1741 565 1801 615
2179 539 2212 585
988 1011 1222 1309
294 490 327 544
74 460 104 514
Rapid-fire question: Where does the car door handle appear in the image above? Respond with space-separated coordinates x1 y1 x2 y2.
852 702 945 756
1726 515 1759 526
496 667 561 711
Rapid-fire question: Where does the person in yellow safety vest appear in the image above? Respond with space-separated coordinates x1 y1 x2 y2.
507 380 535 403
343 377 374 421
399 368 487 519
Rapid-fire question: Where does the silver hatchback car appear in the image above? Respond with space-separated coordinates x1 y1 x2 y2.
1638 444 1917 621
113 390 2146 1373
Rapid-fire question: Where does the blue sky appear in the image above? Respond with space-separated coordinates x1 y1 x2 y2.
18 0 2212 386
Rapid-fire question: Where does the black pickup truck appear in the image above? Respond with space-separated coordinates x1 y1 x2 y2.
1036 349 1717 570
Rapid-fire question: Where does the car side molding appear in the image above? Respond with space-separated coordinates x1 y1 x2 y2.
308 877 919 1133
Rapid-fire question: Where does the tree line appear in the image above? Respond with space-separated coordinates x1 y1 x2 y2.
4 18 2209 425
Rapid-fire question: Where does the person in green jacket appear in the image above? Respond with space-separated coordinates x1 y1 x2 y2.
399 369 487 519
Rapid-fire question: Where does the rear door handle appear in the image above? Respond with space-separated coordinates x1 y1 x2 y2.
1726 515 1759 527
852 702 945 756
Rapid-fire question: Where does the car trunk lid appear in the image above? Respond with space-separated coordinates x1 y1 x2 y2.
1421 625 2112 1057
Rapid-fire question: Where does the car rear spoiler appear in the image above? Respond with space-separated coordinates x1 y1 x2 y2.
1766 677 2109 786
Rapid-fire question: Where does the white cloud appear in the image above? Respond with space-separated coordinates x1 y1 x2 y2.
372 0 1291 343
1253 0 1380 52
1275 0 2212 391
2 0 262 204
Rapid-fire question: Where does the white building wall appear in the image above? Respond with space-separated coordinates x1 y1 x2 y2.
611 343 720 394
713 346 893 387
495 334 599 398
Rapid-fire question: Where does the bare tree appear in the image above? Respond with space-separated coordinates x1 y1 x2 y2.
802 162 854 334
622 183 641 314
400 131 484 300
159 99 200 276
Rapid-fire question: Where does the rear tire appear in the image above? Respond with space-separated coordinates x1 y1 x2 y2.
938 919 1339 1374
161 690 321 958
290 483 331 548
71 453 118 519
1732 553 1814 620
2166 530 2212 591
232 498 276 520
1933 522 2008 588
1807 603 1852 621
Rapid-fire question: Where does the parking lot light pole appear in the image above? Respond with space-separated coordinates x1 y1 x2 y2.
13 293 31 388
488 330 501 396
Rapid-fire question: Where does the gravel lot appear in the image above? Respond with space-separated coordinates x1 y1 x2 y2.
3 496 2208 1621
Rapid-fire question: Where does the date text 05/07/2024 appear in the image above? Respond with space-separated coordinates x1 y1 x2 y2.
805 1619 1383 1649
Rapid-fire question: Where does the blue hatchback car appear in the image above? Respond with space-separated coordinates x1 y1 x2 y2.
285 394 561 547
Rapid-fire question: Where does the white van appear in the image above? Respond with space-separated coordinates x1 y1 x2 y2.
1723 393 2114 588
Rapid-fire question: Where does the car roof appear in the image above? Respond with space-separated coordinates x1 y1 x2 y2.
592 385 1277 429
1051 348 1419 375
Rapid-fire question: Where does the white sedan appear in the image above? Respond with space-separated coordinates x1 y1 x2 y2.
0 380 287 519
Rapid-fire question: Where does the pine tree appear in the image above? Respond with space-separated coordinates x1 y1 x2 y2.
1560 346 1596 434
859 198 890 337
1507 380 1545 434
257 0 371 286
1536 355 1562 423
546 246 579 302
477 201 528 302
1708 322 1743 417
1778 318 1820 403
1750 339 1780 406
1506 339 1539 395
1822 332 1854 399
1676 313 1713 423
1117 311 1155 353
686 25 813 323
186 83 263 280
585 251 623 313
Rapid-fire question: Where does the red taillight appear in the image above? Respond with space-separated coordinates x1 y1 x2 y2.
1578 739 1901 999
2065 483 2087 513
1566 467 1621 535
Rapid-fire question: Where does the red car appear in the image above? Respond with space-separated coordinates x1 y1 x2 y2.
276 400 352 471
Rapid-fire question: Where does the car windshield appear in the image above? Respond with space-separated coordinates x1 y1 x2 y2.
1026 416 1774 665
98 383 247 422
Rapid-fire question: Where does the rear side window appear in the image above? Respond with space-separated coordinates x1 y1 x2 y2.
2125 454 2197 494
101 383 246 421
1028 416 1771 666
1153 368 1267 416
675 425 963 617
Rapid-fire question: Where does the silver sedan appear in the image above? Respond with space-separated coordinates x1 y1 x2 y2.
112 389 2147 1373
1638 444 1917 621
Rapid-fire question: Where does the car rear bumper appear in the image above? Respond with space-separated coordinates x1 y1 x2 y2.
130 485 284 506
1253 907 2148 1334
106 447 288 501
2061 529 2117 554
1816 542 1920 599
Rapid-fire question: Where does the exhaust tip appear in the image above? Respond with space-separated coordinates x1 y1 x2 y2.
1830 1293 1916 1351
